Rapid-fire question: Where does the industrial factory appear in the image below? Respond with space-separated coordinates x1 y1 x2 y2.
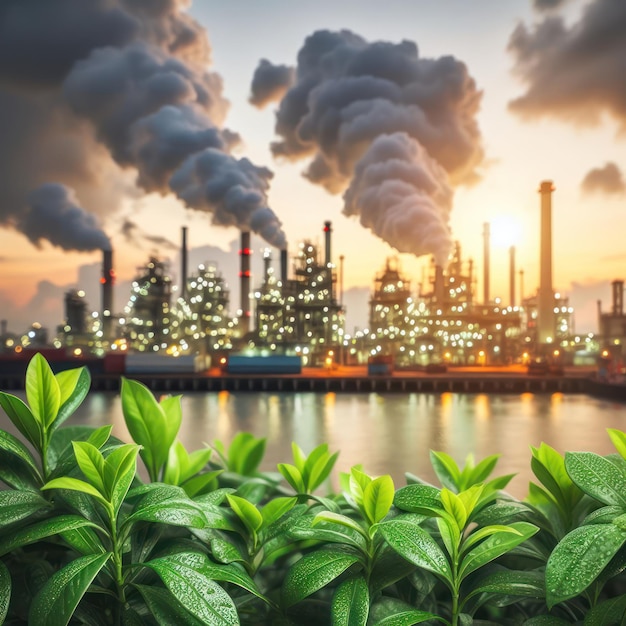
0 181 616 371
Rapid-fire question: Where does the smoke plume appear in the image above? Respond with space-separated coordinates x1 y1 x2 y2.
0 0 286 250
20 184 110 252
249 59 295 108
253 29 484 264
532 0 570 11
508 0 626 131
581 162 625 196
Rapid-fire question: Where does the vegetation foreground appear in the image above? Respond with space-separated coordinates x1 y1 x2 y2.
1 355 626 625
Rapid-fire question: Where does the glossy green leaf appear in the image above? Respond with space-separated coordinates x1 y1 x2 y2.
0 490 50 526
584 593 626 625
282 550 360 608
378 519 452 583
72 441 106 494
608 429 626 461
143 551 239 625
565 451 626 507
440 489 467 530
522 617 571 625
468 454 500 486
331 576 369 626
209 535 245 564
307 450 339 492
0 515 103 556
234 433 266 475
375 612 444 625
28 552 111 626
121 377 170 479
26 352 61 429
291 515 367 550
53 366 90 431
159 394 183 449
430 450 461 491
61 525 106 556
262 495 297 528
277 462 305 493
42 476 109 509
436 515 460 559
0 560 9 624
464 570 545 603
363 475 394 525
459 521 538 580
181 470 222 498
134 584 206 625
462 524 523 554
546 523 626 607
126 495 208 529
394 484 442 515
103 443 140 514
314 511 368 541
291 441 307 472
0 392 41 450
227 494 262 533
0 428 41 480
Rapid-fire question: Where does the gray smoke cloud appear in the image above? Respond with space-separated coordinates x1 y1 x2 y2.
253 29 484 263
0 0 286 251
532 0 570 11
581 162 625 196
121 218 178 250
249 59 295 108
508 0 626 130
20 184 110 252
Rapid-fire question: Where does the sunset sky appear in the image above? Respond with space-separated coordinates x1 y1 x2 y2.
0 0 624 335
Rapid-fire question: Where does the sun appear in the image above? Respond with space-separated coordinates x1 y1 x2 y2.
490 215 522 248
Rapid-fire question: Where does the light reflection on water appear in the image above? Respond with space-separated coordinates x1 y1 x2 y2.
4 391 625 498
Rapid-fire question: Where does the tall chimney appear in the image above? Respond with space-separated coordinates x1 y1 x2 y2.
483 222 490 304
538 181 555 344
181 226 188 300
0 319 6 337
263 248 272 280
101 248 114 341
509 245 516 307
239 231 251 334
612 280 624 316
339 254 345 306
435 265 445 307
324 221 332 267
280 247 288 284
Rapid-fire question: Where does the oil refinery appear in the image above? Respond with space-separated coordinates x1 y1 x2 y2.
0 181 618 373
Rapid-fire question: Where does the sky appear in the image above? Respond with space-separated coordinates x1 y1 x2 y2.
0 0 624 336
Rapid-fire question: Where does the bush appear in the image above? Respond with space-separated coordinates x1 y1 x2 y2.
0 354 626 624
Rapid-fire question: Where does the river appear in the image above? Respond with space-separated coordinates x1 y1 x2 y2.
2 390 625 498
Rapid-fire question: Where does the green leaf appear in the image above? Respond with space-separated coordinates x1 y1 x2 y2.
394 484 442 515
314 511 368 541
143 551 239 625
277 463 305 493
121 378 169 480
584 593 626 625
307 450 339 492
375 611 444 625
53 366 91 431
235 433 266 475
440 489 467 530
134 584 206 626
26 352 61 429
87 424 113 449
0 560 10 624
28 552 111 626
464 570 545 603
331 576 369 626
0 392 41 450
42 476 110 509
0 490 50 526
61 525 106 556
282 550 360 608
227 494 263 534
159 394 183 448
462 524 523 554
468 454 501 486
72 441 106 494
565 451 626 507
546 523 626 607
0 429 41 482
363 475 395 526
430 450 461 491
459 521 538 580
181 470 223 498
126 494 208 530
0 515 103 556
378 519 452 583
103 444 140 514
290 516 367 550
608 429 626 461
262 495 297 528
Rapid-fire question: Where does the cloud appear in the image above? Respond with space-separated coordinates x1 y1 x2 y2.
258 29 484 264
581 162 625 196
0 0 286 251
532 0 571 11
508 0 626 130
249 59 295 108
120 218 178 250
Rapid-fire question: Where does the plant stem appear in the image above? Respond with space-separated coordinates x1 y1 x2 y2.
108 507 126 609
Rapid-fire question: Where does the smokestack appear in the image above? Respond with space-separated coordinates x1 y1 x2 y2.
483 222 490 304
280 247 288 284
509 245 516 307
339 255 345 306
101 248 114 341
324 221 332 267
1 320 6 337
263 248 271 280
435 265 445 307
519 269 525 304
538 181 555 344
239 231 251 334
612 280 624 316
181 226 188 300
